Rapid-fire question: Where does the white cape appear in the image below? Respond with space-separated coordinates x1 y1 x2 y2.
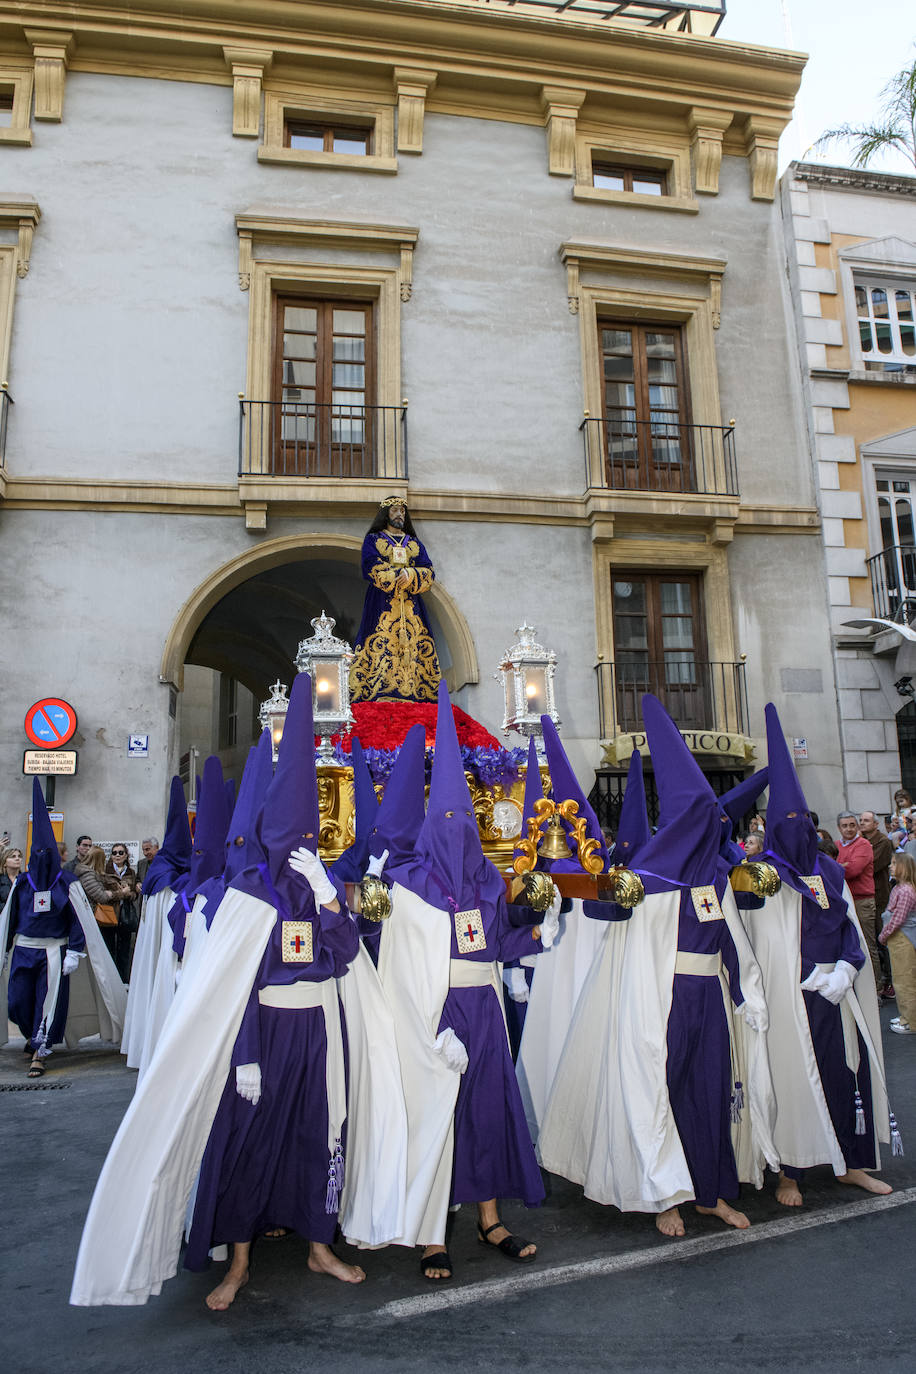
538 885 777 1212
121 886 173 1068
516 898 609 1138
739 882 889 1172
71 890 407 1305
1 882 126 1050
376 883 504 1249
136 897 182 1082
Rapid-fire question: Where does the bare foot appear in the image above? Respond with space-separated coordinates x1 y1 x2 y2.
656 1206 685 1237
696 1199 750 1229
420 1245 452 1279
775 1173 803 1207
261 1227 290 1238
206 1267 249 1310
837 1169 892 1196
307 1242 366 1283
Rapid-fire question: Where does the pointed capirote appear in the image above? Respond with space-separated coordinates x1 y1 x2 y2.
186 755 230 892
614 747 651 864
28 776 62 891
368 721 428 871
718 766 769 837
223 729 274 884
764 702 818 874
513 735 544 868
256 672 321 908
333 736 381 883
143 775 193 896
540 714 608 872
629 693 722 886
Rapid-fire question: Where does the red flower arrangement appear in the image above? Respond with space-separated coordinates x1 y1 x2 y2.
329 699 500 752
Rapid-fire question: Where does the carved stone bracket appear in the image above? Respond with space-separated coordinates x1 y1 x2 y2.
687 107 732 195
223 46 272 137
744 116 782 201
540 85 586 177
394 67 436 154
237 228 252 290
25 29 74 122
0 200 42 278
710 276 722 330
566 256 580 315
400 242 414 301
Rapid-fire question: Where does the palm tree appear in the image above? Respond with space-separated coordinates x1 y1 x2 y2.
812 56 916 172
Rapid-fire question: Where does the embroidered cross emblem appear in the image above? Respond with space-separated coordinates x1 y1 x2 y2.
800 874 829 909
455 907 486 955
281 921 313 963
691 885 724 922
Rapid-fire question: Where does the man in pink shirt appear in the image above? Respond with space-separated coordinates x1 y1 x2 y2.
837 811 880 987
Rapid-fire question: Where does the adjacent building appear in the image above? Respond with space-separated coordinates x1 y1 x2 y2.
0 0 842 842
782 160 916 815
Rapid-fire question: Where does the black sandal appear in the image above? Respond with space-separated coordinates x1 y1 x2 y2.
27 1057 46 1078
420 1249 453 1281
477 1219 536 1263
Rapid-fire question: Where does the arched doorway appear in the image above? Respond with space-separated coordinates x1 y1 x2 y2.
159 533 479 784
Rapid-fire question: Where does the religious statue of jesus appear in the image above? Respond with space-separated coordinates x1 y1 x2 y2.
349 496 442 703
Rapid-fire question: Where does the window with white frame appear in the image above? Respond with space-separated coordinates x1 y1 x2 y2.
855 278 916 368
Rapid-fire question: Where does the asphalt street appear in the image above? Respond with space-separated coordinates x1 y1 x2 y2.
2 1006 915 1374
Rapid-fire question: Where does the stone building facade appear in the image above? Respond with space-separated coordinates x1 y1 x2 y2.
781 161 916 816
0 0 841 844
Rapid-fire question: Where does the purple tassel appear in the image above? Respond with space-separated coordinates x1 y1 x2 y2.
854 1089 866 1136
325 1138 345 1215
730 1080 744 1123
890 1110 904 1158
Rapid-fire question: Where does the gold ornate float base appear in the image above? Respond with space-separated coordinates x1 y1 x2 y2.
316 764 546 867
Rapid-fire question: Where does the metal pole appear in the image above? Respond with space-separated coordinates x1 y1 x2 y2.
45 774 56 808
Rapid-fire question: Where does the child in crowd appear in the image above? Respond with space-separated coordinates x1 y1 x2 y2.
879 851 916 1035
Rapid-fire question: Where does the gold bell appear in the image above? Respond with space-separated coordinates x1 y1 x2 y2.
540 812 573 863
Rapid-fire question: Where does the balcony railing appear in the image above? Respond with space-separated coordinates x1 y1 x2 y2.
0 387 12 467
239 400 408 480
440 1 726 35
580 416 738 498
595 658 749 738
867 544 916 626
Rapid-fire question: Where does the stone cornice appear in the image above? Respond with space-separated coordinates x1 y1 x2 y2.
790 161 916 197
0 473 821 535
1 0 805 132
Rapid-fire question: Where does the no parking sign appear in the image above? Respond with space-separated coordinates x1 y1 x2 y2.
24 698 78 749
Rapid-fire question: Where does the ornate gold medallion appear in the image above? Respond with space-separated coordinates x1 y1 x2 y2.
691 885 724 922
390 543 408 566
455 908 486 954
800 874 829 909
281 921 314 963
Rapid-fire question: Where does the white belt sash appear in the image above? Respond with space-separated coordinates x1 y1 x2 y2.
674 951 722 977
449 959 498 988
14 934 68 1055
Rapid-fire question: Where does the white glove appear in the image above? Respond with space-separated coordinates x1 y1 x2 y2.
539 905 561 950
235 1063 261 1105
821 960 857 1006
62 950 82 977
736 1000 767 1033
366 848 389 879
800 965 831 996
433 1027 469 1074
503 966 529 1003
288 846 337 907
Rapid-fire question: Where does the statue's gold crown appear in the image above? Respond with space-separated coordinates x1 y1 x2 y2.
381 495 407 508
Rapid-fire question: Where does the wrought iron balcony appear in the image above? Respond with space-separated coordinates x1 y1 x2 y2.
239 400 408 481
441 1 725 35
0 386 12 467
580 416 738 498
595 658 749 738
867 544 916 626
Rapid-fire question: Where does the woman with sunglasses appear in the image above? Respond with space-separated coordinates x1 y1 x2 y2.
105 844 138 982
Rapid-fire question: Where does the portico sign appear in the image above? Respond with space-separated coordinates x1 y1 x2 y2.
603 729 756 767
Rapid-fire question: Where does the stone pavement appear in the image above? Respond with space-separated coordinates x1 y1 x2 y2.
2 1007 915 1374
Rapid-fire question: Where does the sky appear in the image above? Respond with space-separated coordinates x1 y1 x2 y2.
718 0 915 172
